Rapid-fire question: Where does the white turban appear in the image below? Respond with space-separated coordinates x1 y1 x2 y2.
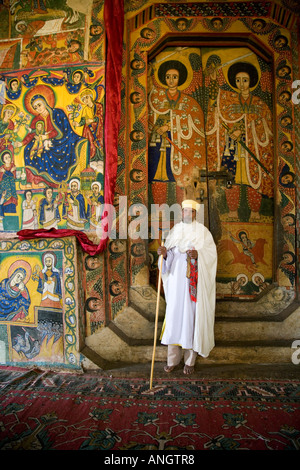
181 199 200 211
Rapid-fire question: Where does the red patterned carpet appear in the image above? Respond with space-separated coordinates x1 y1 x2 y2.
0 366 299 451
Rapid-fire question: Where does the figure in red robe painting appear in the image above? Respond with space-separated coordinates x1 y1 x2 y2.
205 55 274 221
148 57 205 204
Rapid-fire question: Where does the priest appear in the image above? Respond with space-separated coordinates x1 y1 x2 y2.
157 199 217 375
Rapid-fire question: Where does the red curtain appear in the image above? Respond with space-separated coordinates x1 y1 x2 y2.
18 0 124 256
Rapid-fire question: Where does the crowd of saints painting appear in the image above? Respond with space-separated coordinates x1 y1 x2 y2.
147 46 276 298
0 66 105 235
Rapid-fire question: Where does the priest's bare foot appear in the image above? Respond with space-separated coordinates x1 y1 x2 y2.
164 365 175 373
183 364 194 375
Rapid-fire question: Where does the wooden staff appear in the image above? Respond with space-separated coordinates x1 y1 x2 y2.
149 241 164 389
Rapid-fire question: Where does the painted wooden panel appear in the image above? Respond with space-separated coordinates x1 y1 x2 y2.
124 1 297 301
0 236 84 369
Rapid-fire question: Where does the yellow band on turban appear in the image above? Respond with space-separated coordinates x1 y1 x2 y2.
182 199 200 211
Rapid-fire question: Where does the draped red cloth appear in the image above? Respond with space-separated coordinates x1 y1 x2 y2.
17 0 124 256
18 228 106 256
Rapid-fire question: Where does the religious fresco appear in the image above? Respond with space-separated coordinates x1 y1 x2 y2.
148 47 206 203
146 45 274 298
0 0 105 239
0 0 97 67
0 69 105 234
0 237 84 369
125 2 297 301
0 0 108 342
0 0 298 346
203 46 274 297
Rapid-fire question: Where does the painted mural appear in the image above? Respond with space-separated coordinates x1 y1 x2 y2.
0 237 84 369
125 1 297 303
0 0 298 351
0 0 105 238
204 46 274 297
0 0 106 350
146 45 274 298
148 47 274 295
0 68 105 234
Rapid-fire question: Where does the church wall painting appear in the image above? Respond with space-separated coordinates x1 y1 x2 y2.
0 64 105 235
145 44 274 298
0 237 83 369
0 0 298 349
0 0 97 68
125 2 297 303
203 45 274 297
0 0 106 236
0 0 110 351
84 251 106 335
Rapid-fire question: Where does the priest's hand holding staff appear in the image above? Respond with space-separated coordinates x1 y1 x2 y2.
157 246 167 259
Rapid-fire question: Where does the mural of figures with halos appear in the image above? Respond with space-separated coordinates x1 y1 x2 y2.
147 46 274 299
203 47 274 297
0 64 104 236
204 48 274 222
148 48 206 205
16 85 87 183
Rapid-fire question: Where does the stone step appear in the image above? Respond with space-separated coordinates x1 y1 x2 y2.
215 307 300 341
129 286 166 321
83 287 300 370
109 302 300 343
113 305 163 340
84 321 296 369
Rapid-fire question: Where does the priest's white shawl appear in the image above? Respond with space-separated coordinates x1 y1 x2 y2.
162 221 217 357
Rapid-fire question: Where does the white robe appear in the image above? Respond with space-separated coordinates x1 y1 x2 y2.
160 221 217 358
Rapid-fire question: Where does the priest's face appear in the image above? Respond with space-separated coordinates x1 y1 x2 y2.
182 207 196 223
